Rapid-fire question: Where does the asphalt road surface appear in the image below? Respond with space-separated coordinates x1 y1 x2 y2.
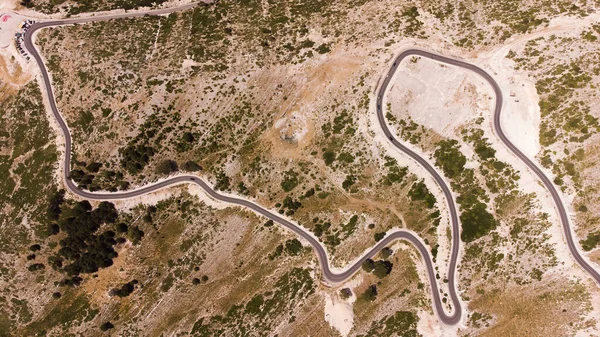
22 3 600 327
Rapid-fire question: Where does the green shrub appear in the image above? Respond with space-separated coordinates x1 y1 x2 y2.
155 159 178 174
434 140 466 178
380 247 393 259
100 322 114 331
342 175 357 191
474 143 496 161
340 288 352 300
315 43 331 54
580 232 600 251
323 150 336 166
372 260 393 279
374 232 386 242
408 180 436 208
245 294 264 316
362 259 375 272
337 152 355 163
460 202 497 242
181 160 202 171
362 285 377 302
284 239 302 256
281 170 299 192
128 225 145 245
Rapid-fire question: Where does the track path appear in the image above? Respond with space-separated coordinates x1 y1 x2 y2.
21 1 600 327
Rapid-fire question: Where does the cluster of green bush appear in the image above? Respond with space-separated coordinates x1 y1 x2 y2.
408 180 436 208
120 143 156 175
214 170 231 191
175 132 197 153
280 170 299 192
362 258 394 279
47 197 118 275
268 239 303 260
341 215 359 237
462 127 519 194
433 140 498 242
311 217 332 237
110 279 138 297
434 140 467 179
395 117 424 145
118 110 175 175
42 190 144 277
70 161 129 192
275 196 302 216
321 109 356 139
381 157 408 186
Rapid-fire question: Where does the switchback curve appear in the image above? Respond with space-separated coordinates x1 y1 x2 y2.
379 49 600 290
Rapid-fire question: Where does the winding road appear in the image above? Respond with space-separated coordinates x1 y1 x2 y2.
21 1 599 328
378 50 600 288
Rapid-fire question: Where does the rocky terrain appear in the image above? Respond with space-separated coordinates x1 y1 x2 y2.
1 0 600 336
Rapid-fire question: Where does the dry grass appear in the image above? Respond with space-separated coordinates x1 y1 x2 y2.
467 277 591 337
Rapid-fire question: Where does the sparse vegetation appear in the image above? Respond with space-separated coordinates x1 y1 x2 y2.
358 311 420 337
7 1 599 335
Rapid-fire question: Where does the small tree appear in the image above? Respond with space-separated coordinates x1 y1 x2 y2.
340 288 352 300
374 232 386 242
362 259 375 272
47 189 65 221
284 239 302 256
373 260 393 279
322 150 336 166
47 223 60 236
181 160 202 172
28 263 45 272
115 223 129 233
362 285 377 302
111 280 136 297
380 247 393 259
128 226 145 245
100 321 114 331
182 132 195 143
281 170 299 192
155 160 179 174
86 162 103 173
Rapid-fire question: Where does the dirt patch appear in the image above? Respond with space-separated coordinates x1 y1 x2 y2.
265 52 361 160
0 54 31 102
